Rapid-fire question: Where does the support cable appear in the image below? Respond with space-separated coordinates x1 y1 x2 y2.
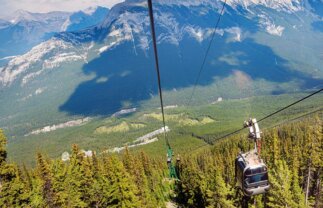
257 89 323 123
190 88 323 152
186 0 227 106
264 107 323 130
147 0 169 147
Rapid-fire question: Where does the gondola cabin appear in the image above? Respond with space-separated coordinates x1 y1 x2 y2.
235 150 270 196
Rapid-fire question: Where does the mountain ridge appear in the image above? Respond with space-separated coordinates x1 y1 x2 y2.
1 0 322 87
0 6 109 63
0 0 322 137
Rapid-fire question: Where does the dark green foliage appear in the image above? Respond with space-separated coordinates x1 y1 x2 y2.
0 129 31 207
0 114 322 207
174 114 322 207
0 135 168 207
0 129 7 164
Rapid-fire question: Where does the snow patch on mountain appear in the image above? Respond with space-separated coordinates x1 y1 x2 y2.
61 18 71 31
127 0 147 7
8 10 70 24
35 87 45 95
185 26 214 42
0 56 17 61
113 11 149 50
98 10 148 55
43 52 87 69
138 35 149 50
155 0 222 8
259 14 285 36
100 2 222 50
20 87 46 101
156 12 182 45
105 5 243 48
126 0 222 8
225 27 243 42
22 70 44 86
98 45 110 54
100 4 245 52
83 6 99 15
226 0 303 12
9 10 38 23
0 38 78 86
88 42 95 50
98 27 132 54
20 93 33 101
266 24 285 36
129 0 303 12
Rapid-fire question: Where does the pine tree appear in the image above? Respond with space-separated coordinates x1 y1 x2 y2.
311 115 322 208
302 119 322 207
267 159 298 208
106 155 140 208
123 148 158 207
270 131 280 168
51 160 68 206
0 129 30 207
30 172 46 207
0 129 7 165
36 153 56 207
175 157 207 207
62 145 88 207
206 169 234 208
140 152 166 207
291 146 306 207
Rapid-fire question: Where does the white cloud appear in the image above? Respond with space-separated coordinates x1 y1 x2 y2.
0 0 124 18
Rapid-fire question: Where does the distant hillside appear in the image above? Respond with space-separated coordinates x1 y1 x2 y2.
0 6 109 64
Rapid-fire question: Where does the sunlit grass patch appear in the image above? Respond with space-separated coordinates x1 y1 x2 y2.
94 121 146 134
142 113 215 126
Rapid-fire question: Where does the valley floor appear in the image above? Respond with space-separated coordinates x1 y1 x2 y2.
6 93 323 166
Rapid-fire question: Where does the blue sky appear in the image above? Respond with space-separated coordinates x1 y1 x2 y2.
0 0 124 17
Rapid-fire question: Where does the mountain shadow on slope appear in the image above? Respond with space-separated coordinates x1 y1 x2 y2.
59 32 322 116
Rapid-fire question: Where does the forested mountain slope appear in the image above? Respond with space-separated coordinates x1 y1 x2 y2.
0 113 321 207
1 0 322 140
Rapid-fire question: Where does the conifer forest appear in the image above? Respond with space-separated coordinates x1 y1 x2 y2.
0 114 321 208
